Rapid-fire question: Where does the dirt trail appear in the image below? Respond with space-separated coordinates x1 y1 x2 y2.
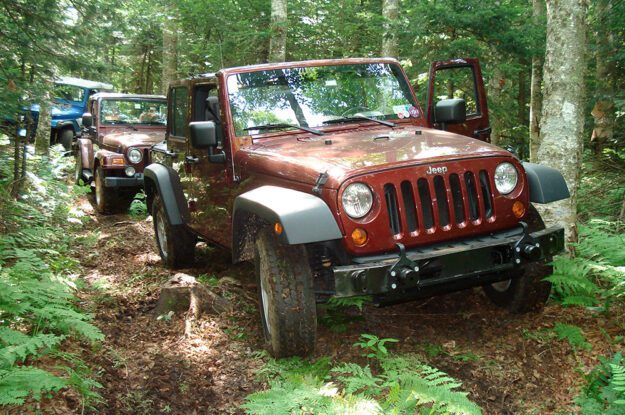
61 194 624 414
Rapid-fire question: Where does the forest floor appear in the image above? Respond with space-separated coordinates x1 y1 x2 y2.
42 193 625 415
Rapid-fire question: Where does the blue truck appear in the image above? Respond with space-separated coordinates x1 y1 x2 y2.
31 77 113 150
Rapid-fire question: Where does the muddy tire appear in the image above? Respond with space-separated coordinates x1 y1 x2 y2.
483 205 553 313
254 228 316 357
74 150 85 185
152 194 196 268
94 166 119 214
59 129 73 152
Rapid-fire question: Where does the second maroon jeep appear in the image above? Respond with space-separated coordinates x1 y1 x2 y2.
145 58 569 357
75 93 167 214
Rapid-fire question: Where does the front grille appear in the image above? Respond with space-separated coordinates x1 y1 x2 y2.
384 169 495 236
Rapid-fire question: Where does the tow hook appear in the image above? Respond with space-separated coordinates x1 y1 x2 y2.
513 222 543 264
388 243 420 290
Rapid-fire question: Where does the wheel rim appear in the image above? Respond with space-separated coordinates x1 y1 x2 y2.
491 279 512 292
95 170 102 207
260 277 272 336
155 208 168 259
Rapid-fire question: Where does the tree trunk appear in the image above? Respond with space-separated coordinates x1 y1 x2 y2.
529 0 545 162
34 91 51 155
489 67 505 146
381 0 399 57
161 16 178 95
536 0 588 244
268 0 288 62
590 0 615 155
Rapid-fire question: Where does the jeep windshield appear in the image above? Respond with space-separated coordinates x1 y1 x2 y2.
101 99 167 126
227 62 418 136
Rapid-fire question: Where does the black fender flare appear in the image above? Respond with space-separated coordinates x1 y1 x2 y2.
522 162 570 203
232 186 343 263
143 164 190 225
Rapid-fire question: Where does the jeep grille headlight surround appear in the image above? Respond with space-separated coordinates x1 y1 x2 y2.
494 162 518 195
128 148 143 164
342 183 373 219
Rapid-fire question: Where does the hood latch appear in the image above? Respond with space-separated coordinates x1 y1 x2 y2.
312 171 329 195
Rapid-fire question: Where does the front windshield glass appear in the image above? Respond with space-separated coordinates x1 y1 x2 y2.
100 99 167 125
227 63 419 136
54 84 84 102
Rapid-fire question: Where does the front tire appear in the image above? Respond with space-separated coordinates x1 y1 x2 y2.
152 194 196 268
483 205 553 313
74 150 86 185
254 229 316 357
59 129 74 152
94 166 118 214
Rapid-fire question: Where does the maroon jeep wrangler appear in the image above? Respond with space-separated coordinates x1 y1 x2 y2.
75 93 167 214
145 58 568 357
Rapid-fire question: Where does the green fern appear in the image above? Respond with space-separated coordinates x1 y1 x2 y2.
577 354 625 414
0 366 66 405
553 323 592 352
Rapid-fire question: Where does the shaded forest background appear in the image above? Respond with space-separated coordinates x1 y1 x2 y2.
1 0 624 157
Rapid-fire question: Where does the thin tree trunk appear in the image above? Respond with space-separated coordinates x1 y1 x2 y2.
590 0 615 155
517 68 527 125
381 0 399 57
489 68 505 146
268 0 287 62
536 0 588 244
529 0 545 162
34 91 51 155
161 16 178 94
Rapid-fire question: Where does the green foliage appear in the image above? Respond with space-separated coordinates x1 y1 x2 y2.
0 149 103 406
576 354 625 414
128 192 148 219
318 296 370 333
553 323 592 352
547 220 625 310
354 334 399 360
243 340 481 415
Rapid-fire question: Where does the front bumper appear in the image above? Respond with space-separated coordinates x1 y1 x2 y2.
333 224 565 299
104 173 144 188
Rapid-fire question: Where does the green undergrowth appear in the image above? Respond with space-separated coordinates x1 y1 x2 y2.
576 353 625 414
243 335 482 415
0 144 104 408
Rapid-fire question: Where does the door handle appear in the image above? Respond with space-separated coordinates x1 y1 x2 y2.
185 155 199 164
473 126 492 137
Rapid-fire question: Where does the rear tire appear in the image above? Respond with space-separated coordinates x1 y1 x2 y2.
152 194 196 268
254 229 316 357
483 205 553 313
59 129 73 152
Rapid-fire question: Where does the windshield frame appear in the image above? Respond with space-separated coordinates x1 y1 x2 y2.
99 98 167 127
222 59 423 139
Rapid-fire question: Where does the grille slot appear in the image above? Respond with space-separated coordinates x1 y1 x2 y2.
417 178 434 229
433 176 449 227
400 181 418 232
479 170 493 218
384 184 401 235
464 172 480 221
449 174 465 224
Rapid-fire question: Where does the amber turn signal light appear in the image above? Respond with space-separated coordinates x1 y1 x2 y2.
111 158 125 165
274 222 283 235
512 201 526 218
351 228 368 246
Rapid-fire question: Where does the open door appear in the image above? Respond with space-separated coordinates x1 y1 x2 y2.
426 58 491 142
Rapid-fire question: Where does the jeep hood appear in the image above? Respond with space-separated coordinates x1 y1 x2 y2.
238 126 511 188
101 130 165 150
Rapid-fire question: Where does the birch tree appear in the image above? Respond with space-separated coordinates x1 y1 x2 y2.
536 0 588 243
161 15 178 95
268 0 287 62
382 0 399 57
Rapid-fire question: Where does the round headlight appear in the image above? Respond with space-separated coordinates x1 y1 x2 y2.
342 183 373 219
128 148 143 164
494 162 518 195
124 166 136 177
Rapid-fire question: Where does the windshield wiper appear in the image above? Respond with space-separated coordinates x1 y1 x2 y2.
322 115 396 128
244 123 324 136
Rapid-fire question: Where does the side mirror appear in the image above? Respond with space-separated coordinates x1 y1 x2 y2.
434 99 466 127
82 113 93 128
189 121 217 149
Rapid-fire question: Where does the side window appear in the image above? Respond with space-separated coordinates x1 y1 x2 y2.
171 86 188 137
432 66 479 115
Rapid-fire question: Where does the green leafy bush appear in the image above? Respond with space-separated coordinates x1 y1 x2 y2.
576 353 625 414
243 339 482 415
0 146 103 407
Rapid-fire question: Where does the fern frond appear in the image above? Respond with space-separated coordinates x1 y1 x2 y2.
0 366 66 405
